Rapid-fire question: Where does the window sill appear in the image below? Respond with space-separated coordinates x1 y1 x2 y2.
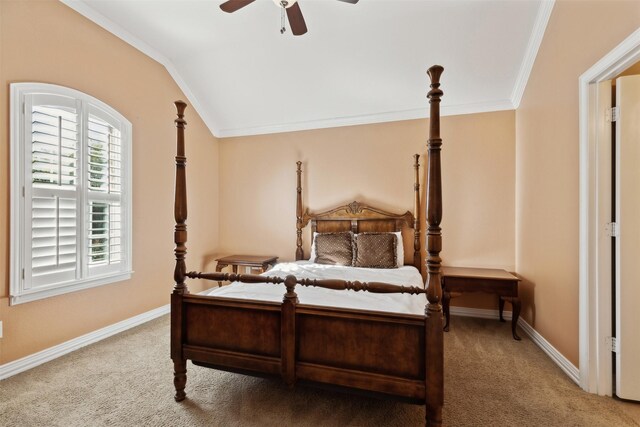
10 271 134 305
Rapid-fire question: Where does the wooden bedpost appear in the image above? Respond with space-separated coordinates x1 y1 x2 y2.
424 66 444 427
413 154 421 272
295 161 304 260
172 100 189 402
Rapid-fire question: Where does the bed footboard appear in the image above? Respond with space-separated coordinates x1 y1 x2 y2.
174 290 429 403
183 296 282 375
295 304 426 400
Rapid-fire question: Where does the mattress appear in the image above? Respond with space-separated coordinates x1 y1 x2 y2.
205 261 427 315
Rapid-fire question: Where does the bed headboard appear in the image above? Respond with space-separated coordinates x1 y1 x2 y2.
295 156 422 271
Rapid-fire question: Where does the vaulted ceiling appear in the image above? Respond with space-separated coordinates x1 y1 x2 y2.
61 0 553 137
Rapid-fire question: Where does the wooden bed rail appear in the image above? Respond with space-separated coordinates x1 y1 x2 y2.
186 271 427 295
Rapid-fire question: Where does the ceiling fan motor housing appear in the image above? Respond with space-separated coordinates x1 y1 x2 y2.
220 0 359 36
273 0 297 8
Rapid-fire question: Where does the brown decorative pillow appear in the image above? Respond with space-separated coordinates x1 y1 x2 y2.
314 232 354 266
354 233 397 268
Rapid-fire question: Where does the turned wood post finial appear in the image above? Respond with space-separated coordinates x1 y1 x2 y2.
284 275 299 303
427 65 444 89
175 100 187 119
174 100 189 294
295 162 304 261
425 66 444 309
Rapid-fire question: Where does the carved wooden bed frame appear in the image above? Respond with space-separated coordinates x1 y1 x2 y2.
294 157 422 270
171 66 445 426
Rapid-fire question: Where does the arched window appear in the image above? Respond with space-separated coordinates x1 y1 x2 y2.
10 83 133 304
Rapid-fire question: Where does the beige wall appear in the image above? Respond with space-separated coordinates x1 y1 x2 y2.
8 0 632 372
219 111 516 310
0 0 219 364
515 0 640 365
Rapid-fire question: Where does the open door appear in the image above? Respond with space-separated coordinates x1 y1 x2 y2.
594 79 614 397
615 74 640 401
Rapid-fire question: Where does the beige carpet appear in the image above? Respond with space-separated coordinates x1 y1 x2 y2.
0 315 638 426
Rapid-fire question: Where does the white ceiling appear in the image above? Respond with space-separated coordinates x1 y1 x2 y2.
61 0 554 138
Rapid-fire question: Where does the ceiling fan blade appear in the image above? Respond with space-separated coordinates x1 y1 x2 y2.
286 3 308 36
219 0 257 13
336 0 359 3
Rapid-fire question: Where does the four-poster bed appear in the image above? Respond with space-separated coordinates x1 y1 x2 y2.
170 65 446 426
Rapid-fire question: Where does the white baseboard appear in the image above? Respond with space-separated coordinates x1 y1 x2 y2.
449 306 512 321
449 306 580 385
517 318 581 385
0 304 170 381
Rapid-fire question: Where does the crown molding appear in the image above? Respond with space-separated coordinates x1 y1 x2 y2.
59 0 220 137
510 0 555 109
61 0 540 139
217 99 515 138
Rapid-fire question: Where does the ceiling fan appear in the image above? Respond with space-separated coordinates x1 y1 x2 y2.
219 0 360 36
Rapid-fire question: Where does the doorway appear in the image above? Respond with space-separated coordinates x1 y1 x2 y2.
579 28 640 397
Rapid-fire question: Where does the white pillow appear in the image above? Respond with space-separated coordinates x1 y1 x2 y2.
393 231 404 268
309 231 318 262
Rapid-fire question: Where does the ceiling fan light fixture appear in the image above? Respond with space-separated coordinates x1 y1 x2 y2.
221 0 356 36
272 0 297 9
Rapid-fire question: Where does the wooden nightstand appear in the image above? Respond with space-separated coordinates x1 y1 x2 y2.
214 255 278 286
441 266 522 340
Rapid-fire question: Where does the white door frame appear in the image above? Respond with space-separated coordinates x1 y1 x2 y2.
579 27 640 395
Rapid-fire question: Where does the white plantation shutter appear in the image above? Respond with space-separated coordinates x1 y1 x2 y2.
31 105 78 188
10 84 132 304
86 108 126 277
88 202 122 266
30 196 78 287
26 95 81 289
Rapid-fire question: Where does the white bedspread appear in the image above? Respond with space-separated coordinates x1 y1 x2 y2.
205 261 427 315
